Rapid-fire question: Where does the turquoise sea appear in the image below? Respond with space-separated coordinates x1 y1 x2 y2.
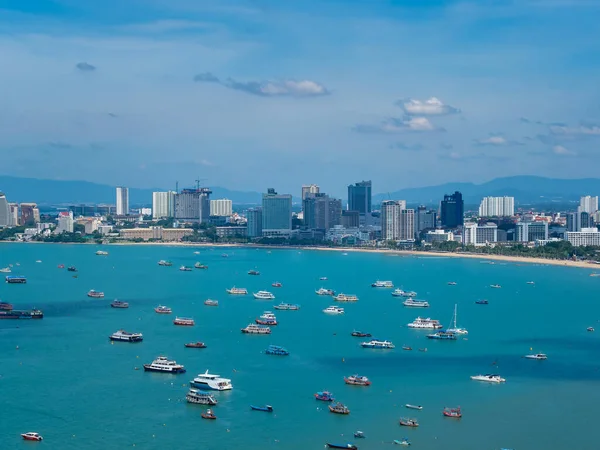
1 243 600 450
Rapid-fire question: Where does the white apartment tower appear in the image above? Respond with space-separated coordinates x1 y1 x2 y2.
301 184 320 201
152 191 176 219
478 196 515 217
116 187 129 215
210 199 233 217
381 200 408 240
579 196 599 214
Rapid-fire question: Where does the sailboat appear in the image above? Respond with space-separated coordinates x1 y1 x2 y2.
445 304 468 335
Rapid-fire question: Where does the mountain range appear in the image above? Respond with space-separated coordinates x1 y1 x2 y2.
0 175 598 206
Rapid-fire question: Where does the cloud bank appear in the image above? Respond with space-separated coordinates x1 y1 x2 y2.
354 116 444 134
396 97 460 116
194 73 330 97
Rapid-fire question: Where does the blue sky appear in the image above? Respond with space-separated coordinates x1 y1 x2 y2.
1 0 599 196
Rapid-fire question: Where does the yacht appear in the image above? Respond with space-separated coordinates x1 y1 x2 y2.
109 330 143 342
447 281 457 286
143 356 186 373
402 299 430 308
158 260 173 266
371 280 394 288
525 353 548 360
173 317 195 326
392 289 417 297
21 432 43 442
470 374 506 383
186 389 218 405
445 304 468 335
241 324 271 334
361 339 395 349
427 331 457 340
95 250 109 256
226 287 248 295
204 299 219 306
190 370 233 390
87 290 105 298
316 288 336 296
248 269 260 275
154 305 172 314
407 317 443 329
334 293 358 302
0 267 11 273
179 265 193 271
344 375 371 386
323 306 345 315
194 262 208 269
110 300 129 308
273 303 300 310
490 284 501 289
253 291 275 300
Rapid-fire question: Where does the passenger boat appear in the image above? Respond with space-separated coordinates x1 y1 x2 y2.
0 267 11 273
186 389 217 405
96 250 109 256
407 317 443 329
445 304 468 335
154 305 172 314
241 324 271 334
158 260 173 266
21 432 43 441
316 287 335 296
273 303 300 310
353 431 365 439
361 339 395 349
271 282 282 287
250 405 273 412
470 374 506 383
351 331 372 337
143 356 186 373
248 269 260 275
201 409 217 420
315 391 335 401
392 289 417 297
67 266 77 272
0 301 13 310
447 281 457 285
371 280 394 288
174 317 195 326
402 299 429 308
253 291 275 300
256 317 278 326
194 262 208 269
185 342 207 348
490 284 501 289
265 345 289 355
323 306 345 315
109 330 143 342
329 402 350 414
226 287 248 295
524 353 547 360
190 370 233 390
334 293 358 302
405 404 422 410
87 290 105 298
399 418 419 427
204 299 219 306
443 406 462 418
344 375 371 386
5 275 27 284
110 300 129 308
393 438 411 446
0 309 43 320
326 444 357 449
427 331 457 340
179 265 193 271
475 299 489 305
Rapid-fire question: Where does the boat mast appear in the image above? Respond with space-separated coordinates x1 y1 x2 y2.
453 304 457 329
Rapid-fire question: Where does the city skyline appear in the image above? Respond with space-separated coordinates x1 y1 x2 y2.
2 1 600 194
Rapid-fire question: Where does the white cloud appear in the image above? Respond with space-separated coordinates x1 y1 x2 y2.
552 145 577 156
549 123 600 136
474 135 523 146
353 116 444 133
195 75 331 97
396 97 460 116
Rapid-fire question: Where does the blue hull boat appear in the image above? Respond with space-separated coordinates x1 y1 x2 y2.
250 405 273 412
326 444 358 449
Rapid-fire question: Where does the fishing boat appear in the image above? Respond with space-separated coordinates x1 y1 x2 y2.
250 405 273 412
87 290 105 298
185 342 207 348
470 374 506 383
526 281 535 285
190 370 233 390
253 291 275 300
315 391 335 402
334 293 358 302
109 330 143 342
5 276 27 284
271 282 282 287
158 260 173 266
67 266 77 272
273 303 300 310
0 301 13 310
248 269 260 275
226 287 248 295
143 356 186 373
427 331 457 340
402 299 430 308
265 345 289 355
329 402 350 414
110 300 129 308
316 287 336 296
443 406 462 418
179 265 193 272
353 431 365 439
21 432 43 441
351 331 372 337
201 409 217 420
57 264 65 269
173 317 195 326
323 306 345 315
405 404 422 410
361 339 395 349
490 284 501 289
154 305 172 314
241 324 271 334
371 280 394 288
393 438 411 446
475 299 489 305
194 262 208 269
344 375 371 386
320 276 328 281
399 418 419 427
326 444 357 449
186 389 217 405
524 353 547 360
402 346 412 351
204 299 218 306
392 289 417 297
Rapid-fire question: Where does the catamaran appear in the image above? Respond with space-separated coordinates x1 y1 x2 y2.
445 304 468 335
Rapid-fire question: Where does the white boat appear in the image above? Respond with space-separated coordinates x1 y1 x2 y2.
95 250 109 256
253 291 275 300
226 287 248 295
273 303 300 310
490 284 501 289
109 330 143 342
316 288 335 296
361 339 395 349
87 290 105 298
526 281 535 285
407 317 443 329
323 306 345 315
405 404 423 410
402 299 430 308
260 311 276 319
190 370 233 390
392 289 417 297
204 299 218 306
179 265 193 271
319 276 328 281
0 267 11 273
524 353 547 360
143 356 186 373
445 304 468 335
470 374 506 383
334 293 358 302
186 389 217 405
241 323 271 334
372 280 394 288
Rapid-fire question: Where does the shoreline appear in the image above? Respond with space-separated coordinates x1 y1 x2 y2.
2 240 599 270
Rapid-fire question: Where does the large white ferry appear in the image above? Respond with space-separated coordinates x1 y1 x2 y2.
407 317 443 329
334 293 358 302
361 339 395 349
109 330 143 342
392 289 417 297
253 291 275 300
402 299 430 308
371 280 394 288
470 374 506 383
87 290 105 298
241 323 271 334
315 288 335 296
143 356 186 373
226 287 248 295
190 370 233 391
323 306 345 315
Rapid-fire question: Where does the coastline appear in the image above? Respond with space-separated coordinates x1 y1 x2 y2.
3 240 599 270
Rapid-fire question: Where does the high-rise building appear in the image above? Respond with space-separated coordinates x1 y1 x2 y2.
341 210 360 228
175 188 211 223
8 203 18 226
152 191 176 219
566 228 600 246
566 212 580 232
301 184 320 201
381 200 402 240
478 196 515 217
262 188 292 237
348 180 372 215
579 195 599 214
56 211 74 233
247 207 263 238
210 199 233 217
0 193 10 227
416 205 437 234
440 191 464 228
462 222 498 246
20 203 40 225
516 222 549 242
116 187 129 215
399 209 415 241
303 193 342 231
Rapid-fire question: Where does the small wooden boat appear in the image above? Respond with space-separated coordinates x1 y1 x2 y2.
250 404 273 412
315 391 335 402
326 444 357 449
201 409 217 420
21 432 43 441
405 404 422 410
184 342 206 348
399 418 419 427
443 406 462 418
329 402 350 414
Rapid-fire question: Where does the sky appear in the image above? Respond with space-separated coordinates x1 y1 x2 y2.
1 0 600 197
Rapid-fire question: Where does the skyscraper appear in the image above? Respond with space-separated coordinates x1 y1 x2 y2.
116 187 129 215
0 192 10 228
247 207 263 238
416 205 437 233
347 180 372 215
440 191 464 228
303 193 342 231
478 196 515 217
8 203 18 226
580 195 599 214
399 209 415 241
175 188 211 223
262 188 292 237
152 191 176 219
20 203 40 225
341 210 360 228
210 199 233 217
301 184 320 201
56 211 74 233
381 200 402 240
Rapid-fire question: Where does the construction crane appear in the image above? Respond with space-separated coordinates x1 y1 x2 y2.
195 178 207 190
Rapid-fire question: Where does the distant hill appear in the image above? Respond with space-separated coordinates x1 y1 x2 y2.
0 175 263 205
373 176 600 205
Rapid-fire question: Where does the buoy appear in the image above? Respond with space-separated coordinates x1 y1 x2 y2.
16 345 19 349
342 358 345 362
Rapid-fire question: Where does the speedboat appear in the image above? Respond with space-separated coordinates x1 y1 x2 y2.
184 342 207 348
190 370 233 390
525 353 547 360
402 346 412 351
407 317 443 329
21 432 43 441
109 330 143 342
194 262 208 269
0 267 11 273
344 375 371 386
315 391 335 401
274 303 300 310
447 281 457 285
143 356 186 373
154 305 172 314
204 299 218 306
186 389 217 405
110 300 129 308
323 306 344 315
201 409 217 420
394 438 411 446
248 269 260 275
351 331 372 337
399 418 419 427
87 290 104 298
405 404 422 410
226 287 248 295
334 293 358 302
316 287 336 296
490 284 501 289
265 345 289 355
253 291 275 300
587 327 595 332
392 289 417 297
158 260 172 266
329 402 350 414
96 250 108 256
179 265 192 271
173 317 195 326
271 282 282 287
470 374 506 383
443 406 462 418
67 266 77 272
320 276 328 281
371 280 394 288
241 324 271 334
361 339 395 349
427 331 457 340
326 444 357 450
475 299 489 305
526 281 535 285
402 299 429 308
250 404 273 412
353 431 365 439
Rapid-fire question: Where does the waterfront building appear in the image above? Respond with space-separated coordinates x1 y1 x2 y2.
175 188 211 223
341 210 360 228
425 229 454 243
8 203 18 226
381 200 402 240
440 191 464 228
247 207 263 238
579 195 599 214
20 203 40 225
119 227 193 241
347 180 372 215
56 211 74 233
215 226 247 238
84 219 100 234
210 199 233 217
516 222 549 242
116 187 129 215
303 193 342 231
325 225 372 245
262 188 292 237
400 209 415 241
566 228 600 246
416 205 437 233
0 192 10 227
478 196 515 217
462 222 498 246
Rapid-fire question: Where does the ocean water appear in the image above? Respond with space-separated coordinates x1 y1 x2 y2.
1 243 600 450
